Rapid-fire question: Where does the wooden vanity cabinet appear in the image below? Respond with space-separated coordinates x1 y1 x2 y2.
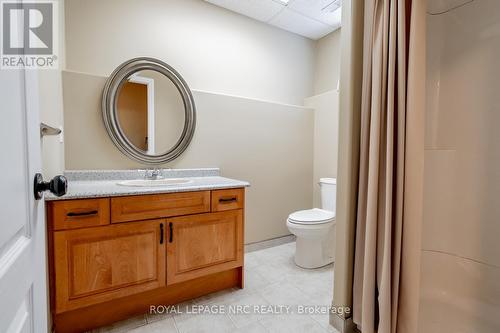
46 188 245 333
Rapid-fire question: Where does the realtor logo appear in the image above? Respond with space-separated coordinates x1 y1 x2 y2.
1 1 58 69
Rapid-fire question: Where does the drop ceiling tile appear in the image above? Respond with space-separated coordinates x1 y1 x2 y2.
269 7 332 39
288 0 342 27
205 0 284 22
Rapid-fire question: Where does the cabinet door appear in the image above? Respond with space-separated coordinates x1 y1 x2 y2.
53 220 166 313
166 210 243 285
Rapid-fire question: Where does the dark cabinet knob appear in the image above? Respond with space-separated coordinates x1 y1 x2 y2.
34 173 67 200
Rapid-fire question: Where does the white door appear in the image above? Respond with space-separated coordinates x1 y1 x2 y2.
0 67 48 331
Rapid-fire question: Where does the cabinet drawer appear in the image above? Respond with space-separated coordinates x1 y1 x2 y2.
166 210 243 285
111 191 211 223
48 198 110 231
211 188 245 212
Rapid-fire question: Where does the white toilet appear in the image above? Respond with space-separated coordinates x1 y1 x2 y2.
287 178 336 269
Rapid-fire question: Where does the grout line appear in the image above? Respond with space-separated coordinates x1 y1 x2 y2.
172 316 180 333
309 311 334 331
254 320 271 332
172 314 181 333
226 311 239 329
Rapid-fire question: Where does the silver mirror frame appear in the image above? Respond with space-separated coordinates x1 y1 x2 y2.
102 57 196 165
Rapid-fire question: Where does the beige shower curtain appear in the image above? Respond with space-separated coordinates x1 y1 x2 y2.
352 0 425 333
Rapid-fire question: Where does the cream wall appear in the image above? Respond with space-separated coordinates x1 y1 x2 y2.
313 29 341 95
64 0 315 106
62 71 314 243
307 29 341 208
305 90 339 208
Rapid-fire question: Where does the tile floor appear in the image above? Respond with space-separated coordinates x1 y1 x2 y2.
92 241 338 333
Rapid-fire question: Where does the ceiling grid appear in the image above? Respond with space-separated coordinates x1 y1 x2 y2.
205 0 342 39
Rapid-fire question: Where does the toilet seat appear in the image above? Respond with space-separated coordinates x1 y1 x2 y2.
288 208 335 225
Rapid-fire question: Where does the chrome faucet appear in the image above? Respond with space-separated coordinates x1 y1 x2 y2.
144 168 163 180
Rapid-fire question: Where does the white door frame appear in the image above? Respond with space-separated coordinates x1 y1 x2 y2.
128 74 155 154
25 67 49 333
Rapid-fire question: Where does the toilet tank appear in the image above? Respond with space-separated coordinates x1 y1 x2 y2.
319 178 336 212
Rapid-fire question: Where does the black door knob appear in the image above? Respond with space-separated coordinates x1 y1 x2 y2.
34 173 67 200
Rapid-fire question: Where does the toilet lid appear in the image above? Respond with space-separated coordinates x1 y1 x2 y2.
288 208 335 225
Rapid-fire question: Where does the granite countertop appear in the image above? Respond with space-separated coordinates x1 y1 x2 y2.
45 168 250 201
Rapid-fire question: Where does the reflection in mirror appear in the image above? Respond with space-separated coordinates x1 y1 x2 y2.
116 69 185 155
102 57 196 164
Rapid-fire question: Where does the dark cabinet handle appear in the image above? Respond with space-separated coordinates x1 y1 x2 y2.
67 210 98 217
169 222 173 243
160 223 164 244
219 197 237 204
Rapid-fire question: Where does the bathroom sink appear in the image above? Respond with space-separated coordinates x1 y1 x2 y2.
117 178 193 187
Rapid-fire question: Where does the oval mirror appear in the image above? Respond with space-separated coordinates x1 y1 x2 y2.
102 58 196 164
